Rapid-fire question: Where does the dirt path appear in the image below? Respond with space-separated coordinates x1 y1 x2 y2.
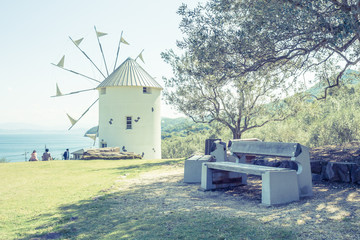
113 164 360 240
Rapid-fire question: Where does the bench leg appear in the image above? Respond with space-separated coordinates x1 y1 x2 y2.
293 146 313 197
201 163 215 190
261 171 299 206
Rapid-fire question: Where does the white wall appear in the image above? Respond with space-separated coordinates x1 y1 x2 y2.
98 86 162 159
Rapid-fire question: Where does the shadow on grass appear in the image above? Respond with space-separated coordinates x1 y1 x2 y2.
22 175 296 240
89 159 184 178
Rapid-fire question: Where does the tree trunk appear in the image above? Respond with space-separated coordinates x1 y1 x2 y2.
232 130 241 139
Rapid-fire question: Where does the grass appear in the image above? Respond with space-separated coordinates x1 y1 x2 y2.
0 159 181 239
0 159 295 239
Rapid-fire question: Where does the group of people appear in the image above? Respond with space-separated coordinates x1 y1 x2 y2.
28 148 70 161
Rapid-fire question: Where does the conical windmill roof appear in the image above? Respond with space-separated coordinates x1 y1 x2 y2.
97 57 162 89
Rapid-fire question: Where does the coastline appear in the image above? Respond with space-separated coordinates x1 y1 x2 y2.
0 131 95 163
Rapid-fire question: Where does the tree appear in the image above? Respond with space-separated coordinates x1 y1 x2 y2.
174 0 360 99
162 50 302 139
162 0 308 139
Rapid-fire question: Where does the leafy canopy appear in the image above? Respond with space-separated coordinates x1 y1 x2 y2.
175 0 360 98
162 0 310 139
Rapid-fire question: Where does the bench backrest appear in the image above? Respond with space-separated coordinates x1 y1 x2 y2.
228 140 302 158
225 140 313 198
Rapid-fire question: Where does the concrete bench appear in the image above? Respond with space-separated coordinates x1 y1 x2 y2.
201 140 313 205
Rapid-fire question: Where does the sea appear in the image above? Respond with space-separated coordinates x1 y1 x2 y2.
0 130 95 163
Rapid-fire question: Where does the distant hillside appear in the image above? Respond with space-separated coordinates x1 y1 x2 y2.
161 117 195 133
161 117 210 139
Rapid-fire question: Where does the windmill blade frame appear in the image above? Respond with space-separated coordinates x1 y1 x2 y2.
51 87 96 98
94 26 110 77
51 63 101 83
69 36 106 78
68 98 99 130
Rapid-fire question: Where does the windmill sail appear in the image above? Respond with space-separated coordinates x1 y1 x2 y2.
120 36 129 45
85 134 97 141
84 126 99 146
57 55 65 68
136 50 145 64
137 50 145 63
66 113 78 127
96 31 107 37
74 38 84 46
55 83 63 96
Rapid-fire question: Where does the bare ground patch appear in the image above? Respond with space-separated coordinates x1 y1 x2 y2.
111 164 360 240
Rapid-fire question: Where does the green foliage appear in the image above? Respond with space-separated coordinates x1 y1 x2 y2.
0 157 9 163
161 0 360 154
161 118 211 158
172 0 360 100
162 117 210 139
244 83 360 147
162 120 232 159
162 81 360 154
162 0 325 139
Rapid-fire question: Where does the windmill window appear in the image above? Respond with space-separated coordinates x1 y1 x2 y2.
100 88 106 95
126 116 132 129
143 87 151 94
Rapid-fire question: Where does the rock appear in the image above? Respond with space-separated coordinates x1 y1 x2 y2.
310 160 326 174
278 160 298 171
270 161 281 168
81 147 142 160
252 159 298 171
252 159 266 166
349 164 360 184
322 162 356 183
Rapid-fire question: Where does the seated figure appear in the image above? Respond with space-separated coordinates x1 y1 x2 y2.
42 149 52 161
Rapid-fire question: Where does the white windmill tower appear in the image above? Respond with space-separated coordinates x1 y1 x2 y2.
97 58 162 159
52 27 162 159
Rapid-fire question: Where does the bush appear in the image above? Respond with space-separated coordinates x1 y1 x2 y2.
0 157 9 163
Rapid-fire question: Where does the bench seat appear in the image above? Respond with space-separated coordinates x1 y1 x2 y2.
202 162 300 206
205 162 293 175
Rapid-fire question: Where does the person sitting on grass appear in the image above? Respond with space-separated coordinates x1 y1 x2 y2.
42 149 52 161
29 150 38 161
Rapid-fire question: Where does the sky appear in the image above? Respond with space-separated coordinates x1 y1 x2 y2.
0 0 205 130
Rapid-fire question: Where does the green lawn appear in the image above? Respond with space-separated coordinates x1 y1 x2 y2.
0 159 295 240
0 159 182 239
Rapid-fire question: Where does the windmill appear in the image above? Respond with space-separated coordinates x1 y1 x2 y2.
52 26 162 159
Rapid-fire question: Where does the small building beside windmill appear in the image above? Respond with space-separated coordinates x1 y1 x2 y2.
96 57 162 159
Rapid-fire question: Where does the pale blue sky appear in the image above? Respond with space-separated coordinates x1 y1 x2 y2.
0 0 203 130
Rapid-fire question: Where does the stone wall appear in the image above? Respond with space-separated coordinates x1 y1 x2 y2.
252 158 360 184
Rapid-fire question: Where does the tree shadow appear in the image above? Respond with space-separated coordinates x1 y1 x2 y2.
22 173 297 240
93 159 183 174
20 167 360 240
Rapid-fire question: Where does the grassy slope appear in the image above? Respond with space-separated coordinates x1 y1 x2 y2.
0 159 179 239
0 159 294 240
